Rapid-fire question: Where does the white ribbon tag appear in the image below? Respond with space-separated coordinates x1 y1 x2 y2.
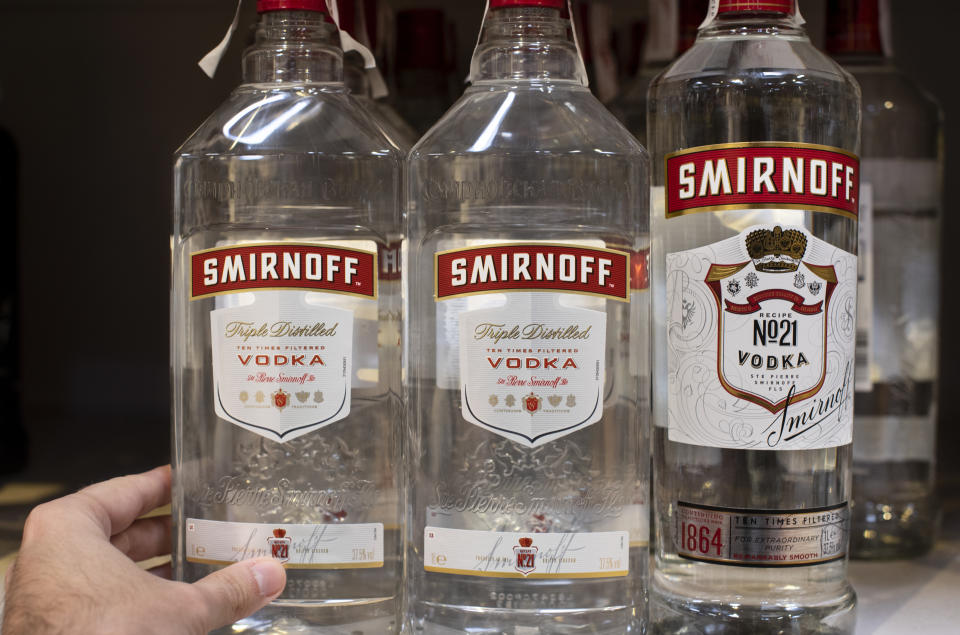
325 0 389 98
196 0 388 97
198 0 244 78
466 0 589 87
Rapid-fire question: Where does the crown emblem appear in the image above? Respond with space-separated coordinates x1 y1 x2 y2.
518 537 533 548
746 226 807 273
273 528 286 539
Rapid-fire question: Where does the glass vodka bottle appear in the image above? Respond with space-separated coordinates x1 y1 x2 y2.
826 0 943 560
609 0 706 146
648 1 860 632
406 1 649 632
171 2 403 633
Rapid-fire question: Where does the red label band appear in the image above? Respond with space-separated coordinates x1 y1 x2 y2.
724 289 823 315
717 1 795 14
666 143 860 220
191 243 377 300
631 248 650 291
378 242 402 281
435 243 630 301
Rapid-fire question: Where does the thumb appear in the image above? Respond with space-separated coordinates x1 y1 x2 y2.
189 558 286 631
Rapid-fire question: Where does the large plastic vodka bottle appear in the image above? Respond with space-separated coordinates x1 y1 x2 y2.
406 0 649 632
648 0 861 632
826 0 943 560
171 1 403 632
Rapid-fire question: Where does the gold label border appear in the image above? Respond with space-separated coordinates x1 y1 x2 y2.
187 556 384 570
664 141 860 222
189 241 379 301
423 566 628 579
433 242 632 303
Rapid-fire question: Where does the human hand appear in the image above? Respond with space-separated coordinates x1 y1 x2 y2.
2 465 286 634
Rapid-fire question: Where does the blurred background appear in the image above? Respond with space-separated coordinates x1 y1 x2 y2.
0 0 955 522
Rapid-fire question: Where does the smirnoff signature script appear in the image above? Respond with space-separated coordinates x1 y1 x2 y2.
472 322 592 344
764 362 853 448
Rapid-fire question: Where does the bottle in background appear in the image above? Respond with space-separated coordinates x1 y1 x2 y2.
392 9 455 136
406 0 649 632
171 1 403 632
610 0 706 145
574 1 620 104
648 1 860 631
827 0 942 560
340 0 419 150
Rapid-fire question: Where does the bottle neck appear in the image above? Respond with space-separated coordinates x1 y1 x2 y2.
644 0 709 66
242 11 343 84
825 0 886 59
715 0 798 16
699 2 807 41
470 7 584 84
344 52 371 98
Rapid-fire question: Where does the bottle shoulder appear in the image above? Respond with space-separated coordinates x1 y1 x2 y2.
653 36 858 95
848 65 942 118
409 84 647 160
176 85 402 159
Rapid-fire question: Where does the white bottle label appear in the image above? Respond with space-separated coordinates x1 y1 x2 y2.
192 242 379 443
423 527 628 578
458 293 606 447
433 243 630 447
185 518 383 569
210 292 353 442
666 225 857 450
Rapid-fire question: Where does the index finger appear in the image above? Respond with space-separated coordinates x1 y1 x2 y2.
72 465 172 537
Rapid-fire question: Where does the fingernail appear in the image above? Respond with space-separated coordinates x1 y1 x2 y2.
251 559 285 597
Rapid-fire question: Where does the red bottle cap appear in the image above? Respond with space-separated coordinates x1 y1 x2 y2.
257 0 328 13
490 0 565 9
717 1 795 15
825 0 883 55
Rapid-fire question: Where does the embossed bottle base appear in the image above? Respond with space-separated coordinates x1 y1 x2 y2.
408 564 644 635
222 595 398 634
411 602 639 635
851 461 938 560
650 571 856 635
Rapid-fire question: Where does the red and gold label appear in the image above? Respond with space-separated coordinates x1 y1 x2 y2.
716 1 795 14
191 243 378 300
665 142 860 220
435 241 628 446
434 243 630 302
675 502 848 567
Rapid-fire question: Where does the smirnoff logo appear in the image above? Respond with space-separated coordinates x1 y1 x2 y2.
435 243 629 301
379 242 401 281
191 243 377 300
665 142 860 221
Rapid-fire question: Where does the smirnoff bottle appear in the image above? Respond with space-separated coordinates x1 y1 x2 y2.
171 1 403 632
406 0 649 631
609 0 706 145
826 0 943 560
648 1 860 632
